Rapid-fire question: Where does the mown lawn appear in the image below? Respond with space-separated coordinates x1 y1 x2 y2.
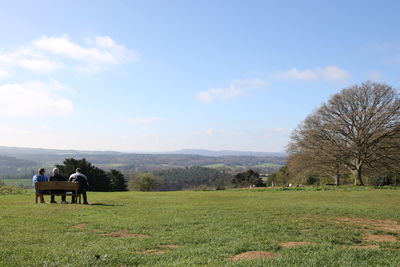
1 179 32 188
0 189 399 266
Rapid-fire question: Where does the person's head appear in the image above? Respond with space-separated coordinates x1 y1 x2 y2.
38 168 45 175
52 167 59 175
76 168 81 173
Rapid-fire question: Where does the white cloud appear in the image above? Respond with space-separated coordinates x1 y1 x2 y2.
196 78 270 104
272 65 350 82
274 68 318 81
122 116 163 125
321 65 350 82
0 80 74 116
0 34 135 76
0 47 63 74
32 34 136 72
0 68 8 78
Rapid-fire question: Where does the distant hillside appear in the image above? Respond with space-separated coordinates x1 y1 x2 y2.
0 155 37 178
174 149 287 157
0 146 286 178
0 146 123 156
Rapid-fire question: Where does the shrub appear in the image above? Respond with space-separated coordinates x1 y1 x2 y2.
0 180 26 195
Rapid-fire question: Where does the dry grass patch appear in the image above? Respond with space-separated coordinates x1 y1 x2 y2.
334 217 400 233
102 230 150 238
73 223 88 229
364 233 398 242
228 251 280 262
280 241 314 248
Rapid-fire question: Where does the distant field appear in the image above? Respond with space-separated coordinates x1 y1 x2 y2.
203 162 283 170
1 178 32 188
0 188 399 266
96 163 126 169
202 163 248 169
202 163 229 168
252 163 284 168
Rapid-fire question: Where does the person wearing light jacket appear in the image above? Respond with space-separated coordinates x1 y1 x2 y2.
68 168 89 204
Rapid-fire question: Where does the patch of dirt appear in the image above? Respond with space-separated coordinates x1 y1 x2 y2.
228 251 280 262
280 241 314 248
158 244 180 249
135 249 166 255
73 223 88 229
102 230 150 238
334 218 400 233
348 244 380 249
364 233 398 242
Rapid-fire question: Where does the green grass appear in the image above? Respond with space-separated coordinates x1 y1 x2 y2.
252 163 284 168
1 178 32 188
1 189 399 266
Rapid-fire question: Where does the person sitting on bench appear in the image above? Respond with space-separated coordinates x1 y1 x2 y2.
32 168 48 203
68 168 89 204
49 168 68 204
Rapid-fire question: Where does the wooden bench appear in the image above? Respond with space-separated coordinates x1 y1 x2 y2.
34 181 81 204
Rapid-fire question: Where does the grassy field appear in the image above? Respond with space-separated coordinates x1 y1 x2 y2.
0 188 399 266
1 179 32 188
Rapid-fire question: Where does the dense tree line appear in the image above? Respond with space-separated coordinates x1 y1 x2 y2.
154 166 232 191
130 166 232 191
275 82 400 186
56 158 128 191
231 169 265 187
0 156 37 178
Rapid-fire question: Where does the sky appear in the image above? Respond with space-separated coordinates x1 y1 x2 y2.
0 0 399 152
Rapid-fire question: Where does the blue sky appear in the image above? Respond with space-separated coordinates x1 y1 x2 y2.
0 0 399 152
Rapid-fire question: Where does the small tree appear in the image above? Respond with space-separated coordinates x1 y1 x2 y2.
286 151 349 186
269 166 290 186
231 169 265 187
129 172 160 191
107 169 128 191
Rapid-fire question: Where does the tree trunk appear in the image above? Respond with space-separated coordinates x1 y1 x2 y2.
353 168 364 186
335 174 340 186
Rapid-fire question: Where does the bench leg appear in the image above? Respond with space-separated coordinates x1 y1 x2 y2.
74 190 78 204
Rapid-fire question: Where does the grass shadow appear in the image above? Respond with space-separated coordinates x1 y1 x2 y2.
89 203 124 207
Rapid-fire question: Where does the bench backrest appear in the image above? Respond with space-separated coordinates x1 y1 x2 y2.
35 181 79 191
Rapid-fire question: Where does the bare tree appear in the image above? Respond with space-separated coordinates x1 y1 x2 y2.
288 142 349 186
289 82 400 185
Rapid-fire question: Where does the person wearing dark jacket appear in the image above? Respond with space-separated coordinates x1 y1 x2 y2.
68 168 89 204
49 168 68 204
